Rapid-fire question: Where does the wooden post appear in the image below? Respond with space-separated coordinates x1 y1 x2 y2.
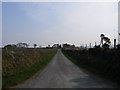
90 43 91 48
114 39 116 48
95 42 97 46
86 44 87 48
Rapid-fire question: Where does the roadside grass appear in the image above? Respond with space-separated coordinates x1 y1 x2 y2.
0 48 2 89
62 50 120 85
2 48 57 88
62 51 98 75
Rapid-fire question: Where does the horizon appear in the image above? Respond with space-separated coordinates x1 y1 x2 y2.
2 2 118 47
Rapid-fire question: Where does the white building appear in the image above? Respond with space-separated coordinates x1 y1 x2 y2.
52 44 59 48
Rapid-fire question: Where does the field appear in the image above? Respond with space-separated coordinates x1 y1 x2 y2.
62 47 120 84
2 48 57 88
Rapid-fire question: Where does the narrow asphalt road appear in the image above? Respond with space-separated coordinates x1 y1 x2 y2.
16 49 119 88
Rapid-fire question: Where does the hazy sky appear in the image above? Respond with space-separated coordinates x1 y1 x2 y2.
0 1 2 47
2 1 118 47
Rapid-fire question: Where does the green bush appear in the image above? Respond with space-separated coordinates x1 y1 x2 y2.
62 48 120 84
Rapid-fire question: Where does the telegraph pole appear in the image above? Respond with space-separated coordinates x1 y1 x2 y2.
114 39 116 48
90 43 91 48
95 42 97 46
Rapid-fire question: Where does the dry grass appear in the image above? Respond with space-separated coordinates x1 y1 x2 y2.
2 48 57 88
0 48 2 89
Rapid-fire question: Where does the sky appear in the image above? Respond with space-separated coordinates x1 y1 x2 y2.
2 1 118 47
0 1 2 47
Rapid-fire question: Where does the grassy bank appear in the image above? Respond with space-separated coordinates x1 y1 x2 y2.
2 48 57 88
62 48 120 84
62 50 99 76
0 49 2 89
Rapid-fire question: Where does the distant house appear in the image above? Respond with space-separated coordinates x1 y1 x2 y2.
63 43 75 48
52 44 59 48
63 43 70 48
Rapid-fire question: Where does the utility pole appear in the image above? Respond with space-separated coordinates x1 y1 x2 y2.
86 44 87 48
90 43 91 48
95 42 97 46
114 39 116 48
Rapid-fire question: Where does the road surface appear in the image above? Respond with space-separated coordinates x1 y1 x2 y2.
16 49 119 88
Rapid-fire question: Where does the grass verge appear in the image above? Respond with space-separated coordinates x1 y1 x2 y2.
3 49 57 88
62 52 98 74
62 51 120 85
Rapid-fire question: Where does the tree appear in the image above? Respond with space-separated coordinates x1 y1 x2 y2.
100 34 111 48
22 43 29 48
4 44 17 51
16 43 29 48
117 44 120 50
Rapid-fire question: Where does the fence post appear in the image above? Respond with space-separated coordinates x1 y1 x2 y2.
90 43 91 48
114 39 116 48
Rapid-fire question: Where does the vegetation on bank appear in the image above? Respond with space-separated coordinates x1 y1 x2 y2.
0 49 2 89
2 48 57 88
62 46 120 84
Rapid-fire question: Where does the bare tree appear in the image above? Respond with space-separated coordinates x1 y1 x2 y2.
16 43 29 48
100 34 111 48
